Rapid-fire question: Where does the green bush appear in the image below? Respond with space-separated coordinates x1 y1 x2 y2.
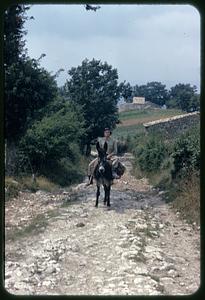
41 144 87 186
171 125 200 178
19 102 85 172
128 122 200 225
16 101 87 187
127 132 147 154
136 135 168 172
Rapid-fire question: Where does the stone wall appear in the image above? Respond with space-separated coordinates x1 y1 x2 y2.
143 112 200 138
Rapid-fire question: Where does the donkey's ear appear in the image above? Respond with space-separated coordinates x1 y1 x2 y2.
96 141 100 152
104 141 108 153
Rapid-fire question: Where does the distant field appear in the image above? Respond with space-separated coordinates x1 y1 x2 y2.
113 108 183 139
113 124 145 139
119 108 182 122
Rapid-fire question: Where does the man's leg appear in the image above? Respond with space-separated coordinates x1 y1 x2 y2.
111 157 120 179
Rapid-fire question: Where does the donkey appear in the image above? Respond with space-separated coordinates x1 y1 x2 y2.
93 141 113 207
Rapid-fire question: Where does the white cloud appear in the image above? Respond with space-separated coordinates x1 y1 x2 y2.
25 4 200 91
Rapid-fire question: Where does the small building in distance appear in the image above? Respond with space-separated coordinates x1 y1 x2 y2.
118 96 160 112
132 97 145 104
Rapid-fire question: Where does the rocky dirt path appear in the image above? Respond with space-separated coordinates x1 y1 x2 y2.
4 153 200 295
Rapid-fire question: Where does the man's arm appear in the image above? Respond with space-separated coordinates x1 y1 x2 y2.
113 140 118 155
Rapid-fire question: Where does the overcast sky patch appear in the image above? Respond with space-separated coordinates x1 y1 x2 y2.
25 4 200 91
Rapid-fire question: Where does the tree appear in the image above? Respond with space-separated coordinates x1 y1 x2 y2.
85 4 101 12
132 84 147 99
119 81 132 103
4 4 62 176
167 83 199 112
4 5 59 141
4 5 31 68
5 58 58 141
145 82 168 105
64 58 121 153
188 94 200 112
132 82 168 106
147 81 168 106
132 84 141 98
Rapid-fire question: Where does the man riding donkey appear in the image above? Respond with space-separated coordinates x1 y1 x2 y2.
87 127 126 185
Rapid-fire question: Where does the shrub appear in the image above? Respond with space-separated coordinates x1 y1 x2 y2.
19 176 38 192
19 102 85 173
171 124 200 178
41 145 87 186
17 176 59 192
117 141 128 155
170 171 200 224
16 101 87 187
136 135 168 172
5 177 21 200
33 176 59 192
127 121 200 225
127 132 147 155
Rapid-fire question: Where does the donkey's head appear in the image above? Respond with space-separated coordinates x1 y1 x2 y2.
96 141 108 175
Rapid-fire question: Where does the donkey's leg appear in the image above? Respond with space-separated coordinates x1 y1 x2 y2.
103 185 107 205
107 185 111 207
95 185 100 207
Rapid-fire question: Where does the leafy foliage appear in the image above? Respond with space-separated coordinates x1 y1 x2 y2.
119 81 132 102
132 81 168 106
128 120 200 204
171 124 200 178
124 81 199 111
4 5 58 141
166 83 199 112
85 4 101 11
5 58 58 140
4 4 31 67
136 135 169 172
64 58 121 147
19 102 85 174
4 5 88 186
130 124 200 178
42 155 87 187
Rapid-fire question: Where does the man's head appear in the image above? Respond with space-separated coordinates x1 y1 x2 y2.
104 127 111 138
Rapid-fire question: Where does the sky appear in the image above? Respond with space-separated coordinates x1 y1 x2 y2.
24 4 200 92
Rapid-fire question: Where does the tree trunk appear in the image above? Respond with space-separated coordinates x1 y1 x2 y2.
85 143 91 156
5 139 18 176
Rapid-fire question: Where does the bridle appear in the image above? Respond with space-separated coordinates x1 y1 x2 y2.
97 152 108 174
